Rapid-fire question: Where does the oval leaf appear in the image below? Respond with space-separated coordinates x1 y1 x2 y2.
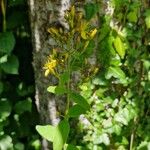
0 55 8 64
36 125 55 142
0 99 12 121
53 119 70 150
114 36 126 59
127 11 138 23
14 98 32 114
68 105 87 118
69 92 90 110
105 66 127 84
0 32 15 54
1 55 19 74
47 86 56 94
145 10 150 29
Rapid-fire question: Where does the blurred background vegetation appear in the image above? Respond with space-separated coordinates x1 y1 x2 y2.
0 0 40 149
0 0 150 150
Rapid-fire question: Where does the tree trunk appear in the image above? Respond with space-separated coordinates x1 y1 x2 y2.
27 1 62 149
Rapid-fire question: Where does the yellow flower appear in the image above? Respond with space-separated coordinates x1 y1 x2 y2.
43 56 57 77
47 27 61 38
89 28 97 39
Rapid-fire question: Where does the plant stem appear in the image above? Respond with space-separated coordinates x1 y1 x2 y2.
130 117 137 150
1 0 7 32
65 56 71 116
130 131 134 150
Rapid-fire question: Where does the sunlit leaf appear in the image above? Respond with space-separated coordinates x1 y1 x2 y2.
105 66 126 83
81 31 87 40
47 86 57 94
36 125 55 142
127 11 138 23
145 16 150 29
53 119 70 150
1 55 19 74
137 141 150 150
114 108 130 126
145 9 150 29
114 36 126 59
0 55 8 64
0 135 13 150
0 99 11 121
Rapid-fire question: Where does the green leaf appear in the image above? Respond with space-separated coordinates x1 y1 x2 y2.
14 142 24 150
84 3 98 20
0 135 13 150
53 119 70 150
0 55 8 64
14 98 32 114
47 85 67 95
7 11 26 29
69 92 90 110
59 72 70 85
114 108 130 126
8 0 24 6
0 32 15 54
145 16 150 29
100 133 110 146
105 66 126 84
95 133 110 145
137 141 150 150
66 144 79 150
36 120 70 150
0 82 4 94
127 11 138 23
1 55 19 74
113 124 121 135
84 40 95 56
47 86 57 94
36 125 55 142
68 105 87 118
0 99 11 121
145 10 150 29
114 36 126 59
99 25 110 42
55 86 67 95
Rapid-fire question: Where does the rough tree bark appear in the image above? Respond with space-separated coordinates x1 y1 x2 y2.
27 1 62 149
27 0 68 124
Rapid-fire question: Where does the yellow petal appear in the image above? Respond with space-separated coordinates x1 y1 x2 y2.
47 28 60 37
89 28 97 39
45 69 50 77
81 31 88 40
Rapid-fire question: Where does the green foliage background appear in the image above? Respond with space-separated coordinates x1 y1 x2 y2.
0 0 40 149
0 0 150 150
74 1 150 149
